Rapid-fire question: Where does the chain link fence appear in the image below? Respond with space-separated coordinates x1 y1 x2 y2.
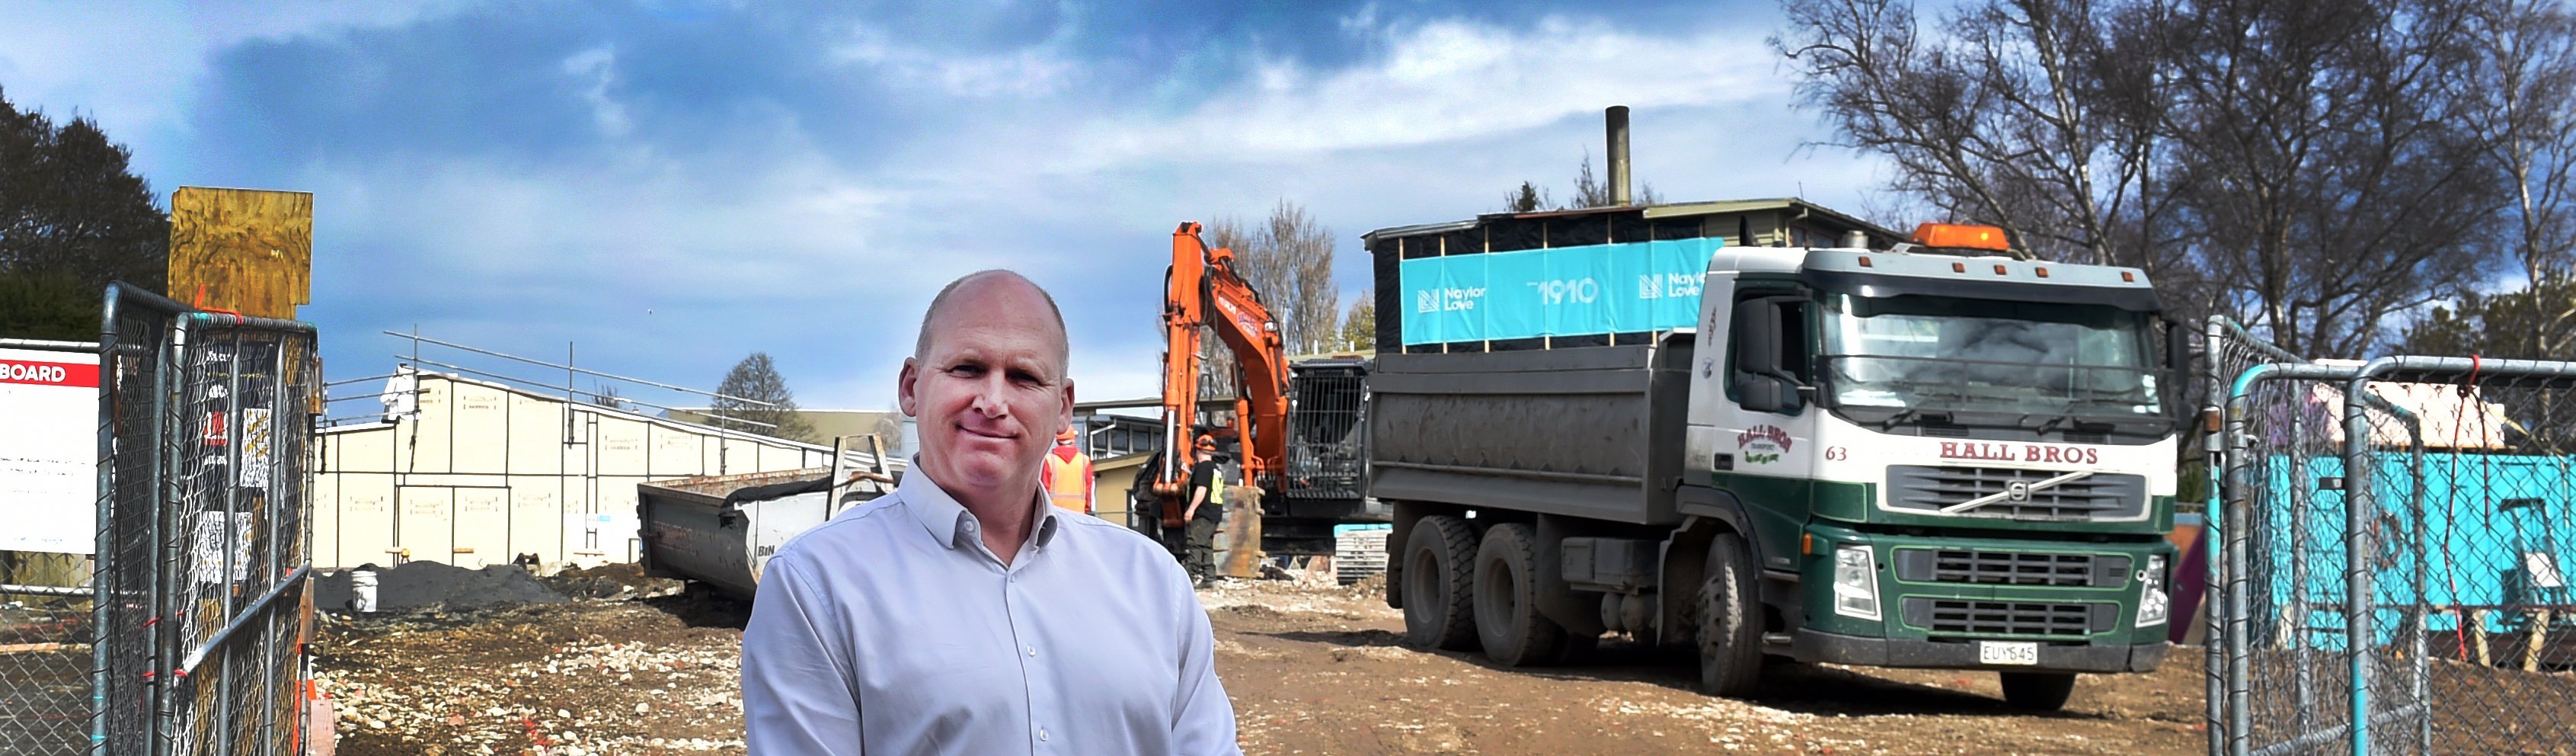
2210 317 2576 754
1 335 105 756
0 284 318 756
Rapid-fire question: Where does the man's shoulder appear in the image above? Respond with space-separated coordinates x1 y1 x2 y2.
1057 514 1183 562
772 495 917 564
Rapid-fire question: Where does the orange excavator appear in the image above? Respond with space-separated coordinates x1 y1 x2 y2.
1146 222 1292 528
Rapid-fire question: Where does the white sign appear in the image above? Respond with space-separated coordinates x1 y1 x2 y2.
0 347 99 554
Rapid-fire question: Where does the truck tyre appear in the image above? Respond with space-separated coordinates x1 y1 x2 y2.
1401 515 1479 651
1696 532 1763 697
1472 523 1567 667
1999 672 2077 711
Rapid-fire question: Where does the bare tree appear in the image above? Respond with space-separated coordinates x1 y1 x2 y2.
2161 0 2501 357
1781 0 2515 357
712 352 815 441
1568 151 1664 208
2470 0 2576 284
1223 200 1341 357
1775 0 2178 270
588 383 629 411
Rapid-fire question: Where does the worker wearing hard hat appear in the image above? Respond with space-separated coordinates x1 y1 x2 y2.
1039 425 1094 514
1183 434 1225 588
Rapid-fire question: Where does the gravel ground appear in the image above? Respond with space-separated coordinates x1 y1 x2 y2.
316 572 2208 755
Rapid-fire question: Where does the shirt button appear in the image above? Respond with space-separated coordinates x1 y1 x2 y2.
1038 728 1050 742
1024 645 1037 657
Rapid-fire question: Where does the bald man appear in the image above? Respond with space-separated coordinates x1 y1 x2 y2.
742 271 1240 754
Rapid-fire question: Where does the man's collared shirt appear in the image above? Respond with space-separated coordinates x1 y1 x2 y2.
742 460 1239 755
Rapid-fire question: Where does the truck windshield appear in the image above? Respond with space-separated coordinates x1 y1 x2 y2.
1817 293 2163 418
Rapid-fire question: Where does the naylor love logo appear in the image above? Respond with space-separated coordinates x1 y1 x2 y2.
1737 424 1791 464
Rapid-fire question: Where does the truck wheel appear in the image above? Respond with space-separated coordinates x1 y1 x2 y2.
1999 671 2077 711
1697 532 1764 697
1401 515 1479 651
1472 523 1568 667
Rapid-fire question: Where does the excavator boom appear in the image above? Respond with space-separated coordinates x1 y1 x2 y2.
1151 222 1291 524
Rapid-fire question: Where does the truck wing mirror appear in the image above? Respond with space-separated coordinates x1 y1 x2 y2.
1737 373 1789 414
2164 318 2191 376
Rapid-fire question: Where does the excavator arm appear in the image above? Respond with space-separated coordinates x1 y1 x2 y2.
1152 222 1291 524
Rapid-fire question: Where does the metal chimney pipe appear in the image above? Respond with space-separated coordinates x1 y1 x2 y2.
1606 105 1632 206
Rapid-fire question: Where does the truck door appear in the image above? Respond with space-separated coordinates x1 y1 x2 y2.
1685 279 1822 572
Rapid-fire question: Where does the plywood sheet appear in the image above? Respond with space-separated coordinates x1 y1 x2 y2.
167 187 313 319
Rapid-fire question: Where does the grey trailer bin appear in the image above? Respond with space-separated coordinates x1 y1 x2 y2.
637 466 895 599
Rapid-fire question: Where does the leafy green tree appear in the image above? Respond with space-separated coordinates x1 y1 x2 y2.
712 352 816 441
2402 274 2576 359
1336 298 1375 351
0 86 168 338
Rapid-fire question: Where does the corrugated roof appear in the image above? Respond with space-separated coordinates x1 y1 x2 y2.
1641 197 1900 239
1359 219 1478 245
1360 197 1900 243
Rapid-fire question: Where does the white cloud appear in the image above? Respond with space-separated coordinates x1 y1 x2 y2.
830 23 1076 98
560 46 631 139
1059 15 1785 169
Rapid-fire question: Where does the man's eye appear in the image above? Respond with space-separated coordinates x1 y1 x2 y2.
1008 370 1042 385
949 364 985 376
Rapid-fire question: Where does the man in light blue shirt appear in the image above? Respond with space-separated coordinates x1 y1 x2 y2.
742 270 1240 754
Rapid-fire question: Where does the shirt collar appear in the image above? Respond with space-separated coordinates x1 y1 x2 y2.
899 456 1062 555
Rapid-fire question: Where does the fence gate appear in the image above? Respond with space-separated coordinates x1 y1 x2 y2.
2209 318 2576 755
96 282 318 756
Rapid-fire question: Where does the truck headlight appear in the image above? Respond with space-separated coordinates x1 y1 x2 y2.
2136 554 2170 628
1832 545 1881 620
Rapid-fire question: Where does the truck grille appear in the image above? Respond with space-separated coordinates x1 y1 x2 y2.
1901 597 2114 637
1893 549 2129 588
1884 466 2147 521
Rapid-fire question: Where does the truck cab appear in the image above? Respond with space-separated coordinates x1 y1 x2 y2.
1694 233 2180 693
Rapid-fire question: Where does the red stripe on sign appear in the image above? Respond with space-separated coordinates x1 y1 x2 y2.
0 359 100 388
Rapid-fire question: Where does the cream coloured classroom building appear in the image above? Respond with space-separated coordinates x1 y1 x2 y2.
312 370 848 569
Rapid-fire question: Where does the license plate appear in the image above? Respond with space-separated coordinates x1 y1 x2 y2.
1979 641 2039 665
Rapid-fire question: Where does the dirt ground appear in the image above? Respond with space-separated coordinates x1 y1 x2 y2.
315 571 2209 755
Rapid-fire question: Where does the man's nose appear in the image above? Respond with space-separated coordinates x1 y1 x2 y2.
968 375 1012 418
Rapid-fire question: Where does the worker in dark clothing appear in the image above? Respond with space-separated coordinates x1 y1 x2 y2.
1183 435 1224 588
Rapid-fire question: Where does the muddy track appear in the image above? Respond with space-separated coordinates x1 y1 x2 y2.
318 573 2207 755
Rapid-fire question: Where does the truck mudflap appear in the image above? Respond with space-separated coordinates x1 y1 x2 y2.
1788 629 2166 673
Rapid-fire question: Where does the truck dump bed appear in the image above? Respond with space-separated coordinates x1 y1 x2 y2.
1367 338 1694 525
636 467 894 598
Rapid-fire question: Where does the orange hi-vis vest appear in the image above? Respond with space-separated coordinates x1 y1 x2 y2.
1040 444 1094 514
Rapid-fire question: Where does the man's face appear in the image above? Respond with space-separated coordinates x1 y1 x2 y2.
899 277 1074 500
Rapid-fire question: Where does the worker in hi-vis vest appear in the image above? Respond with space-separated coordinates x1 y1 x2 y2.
1040 425 1095 514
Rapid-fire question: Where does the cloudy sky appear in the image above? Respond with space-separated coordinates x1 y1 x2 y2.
1 1 1882 413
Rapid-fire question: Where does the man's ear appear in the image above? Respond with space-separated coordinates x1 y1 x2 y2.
897 357 921 417
1057 377 1075 434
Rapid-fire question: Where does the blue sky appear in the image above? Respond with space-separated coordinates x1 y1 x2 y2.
0 0 1883 412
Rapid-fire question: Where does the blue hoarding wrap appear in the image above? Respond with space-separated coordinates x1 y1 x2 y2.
1398 237 1723 344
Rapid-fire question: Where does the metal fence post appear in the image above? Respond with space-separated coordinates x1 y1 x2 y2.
92 287 123 756
2342 374 2377 756
2204 318 2228 756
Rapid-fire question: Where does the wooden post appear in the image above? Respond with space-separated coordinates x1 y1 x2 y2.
2523 608 2553 672
1219 485 1264 578
2472 609 2495 666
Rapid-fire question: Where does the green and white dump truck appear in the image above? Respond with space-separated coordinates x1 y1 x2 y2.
1365 200 2184 710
